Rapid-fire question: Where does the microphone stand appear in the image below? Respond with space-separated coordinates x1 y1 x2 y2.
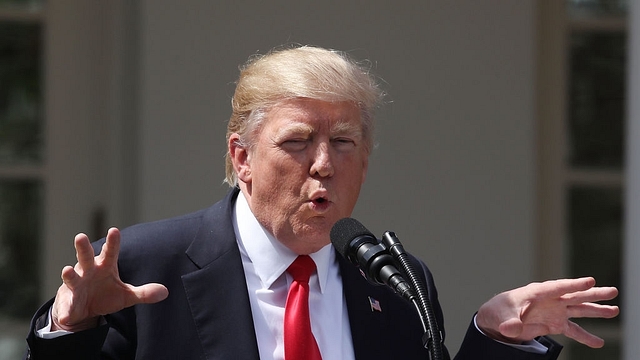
382 231 444 360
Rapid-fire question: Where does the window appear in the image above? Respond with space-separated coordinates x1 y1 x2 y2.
0 0 44 358
538 1 626 359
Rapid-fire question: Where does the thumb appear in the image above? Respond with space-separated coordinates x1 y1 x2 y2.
499 317 524 339
129 283 169 305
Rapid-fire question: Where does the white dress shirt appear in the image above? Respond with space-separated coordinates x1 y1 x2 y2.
233 192 355 360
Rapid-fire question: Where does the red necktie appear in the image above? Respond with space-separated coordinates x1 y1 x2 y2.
284 255 322 360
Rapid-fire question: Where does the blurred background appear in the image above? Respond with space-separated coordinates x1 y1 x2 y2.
0 0 635 359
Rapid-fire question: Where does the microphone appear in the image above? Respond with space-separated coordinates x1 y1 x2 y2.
331 218 445 360
330 217 415 302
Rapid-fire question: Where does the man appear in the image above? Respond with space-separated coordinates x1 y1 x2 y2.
25 46 618 359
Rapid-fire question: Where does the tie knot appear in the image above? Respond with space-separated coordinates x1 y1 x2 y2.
287 255 316 282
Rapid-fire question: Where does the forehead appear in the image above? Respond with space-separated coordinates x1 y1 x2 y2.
263 98 362 132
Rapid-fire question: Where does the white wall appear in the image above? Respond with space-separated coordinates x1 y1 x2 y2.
44 1 117 297
136 0 536 351
624 1 640 359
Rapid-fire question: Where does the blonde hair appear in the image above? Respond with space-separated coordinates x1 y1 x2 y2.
224 45 384 186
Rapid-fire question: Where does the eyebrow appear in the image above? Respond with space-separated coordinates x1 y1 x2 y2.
330 120 363 138
273 118 363 142
280 123 314 137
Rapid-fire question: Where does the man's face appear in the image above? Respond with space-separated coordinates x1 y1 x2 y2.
232 98 369 255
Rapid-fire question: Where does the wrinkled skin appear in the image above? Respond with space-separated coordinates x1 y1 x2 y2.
229 98 369 255
476 277 618 347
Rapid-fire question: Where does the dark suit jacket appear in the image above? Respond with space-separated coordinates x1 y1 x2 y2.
25 188 562 359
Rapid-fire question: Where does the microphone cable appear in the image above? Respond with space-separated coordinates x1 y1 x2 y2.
382 231 444 360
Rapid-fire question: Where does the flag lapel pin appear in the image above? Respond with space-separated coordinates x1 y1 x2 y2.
368 296 382 312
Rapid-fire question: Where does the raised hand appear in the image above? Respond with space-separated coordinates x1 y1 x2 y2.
475 277 619 348
51 228 169 332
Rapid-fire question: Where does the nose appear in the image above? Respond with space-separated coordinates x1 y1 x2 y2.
310 142 334 178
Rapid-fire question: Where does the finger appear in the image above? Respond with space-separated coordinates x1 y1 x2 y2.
529 277 596 299
74 233 95 271
127 283 169 305
564 320 605 348
562 286 619 305
99 227 121 266
567 303 620 319
60 265 79 287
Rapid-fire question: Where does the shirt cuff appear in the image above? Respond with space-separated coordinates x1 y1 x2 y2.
35 307 74 339
473 314 548 354
35 307 107 339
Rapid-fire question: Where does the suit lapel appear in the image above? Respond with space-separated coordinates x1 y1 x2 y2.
182 189 261 360
339 254 434 360
339 255 397 359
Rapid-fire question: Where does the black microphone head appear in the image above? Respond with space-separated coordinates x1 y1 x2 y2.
330 218 376 260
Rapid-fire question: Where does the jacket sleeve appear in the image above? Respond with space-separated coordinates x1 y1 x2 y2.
24 298 111 360
411 255 563 360
455 318 563 360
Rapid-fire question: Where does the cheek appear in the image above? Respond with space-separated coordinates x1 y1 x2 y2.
253 157 302 201
335 161 366 197
344 155 368 183
262 151 311 189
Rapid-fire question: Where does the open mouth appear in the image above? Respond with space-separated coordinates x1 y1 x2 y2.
310 195 330 211
309 189 330 211
314 197 327 204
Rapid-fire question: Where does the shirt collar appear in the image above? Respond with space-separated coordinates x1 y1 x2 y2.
233 191 333 293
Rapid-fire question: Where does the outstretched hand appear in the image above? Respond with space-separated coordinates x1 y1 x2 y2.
51 228 169 332
476 277 619 348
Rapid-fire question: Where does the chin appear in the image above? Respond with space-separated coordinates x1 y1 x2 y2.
296 225 331 242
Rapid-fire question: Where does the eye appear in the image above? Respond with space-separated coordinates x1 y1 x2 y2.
332 137 357 150
280 138 309 152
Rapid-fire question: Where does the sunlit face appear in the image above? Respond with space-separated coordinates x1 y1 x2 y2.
229 98 369 255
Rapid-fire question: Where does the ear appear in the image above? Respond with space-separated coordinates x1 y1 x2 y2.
228 133 252 183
